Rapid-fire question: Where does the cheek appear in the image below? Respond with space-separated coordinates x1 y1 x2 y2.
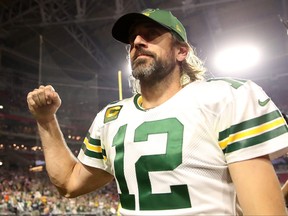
161 49 176 62
129 49 135 59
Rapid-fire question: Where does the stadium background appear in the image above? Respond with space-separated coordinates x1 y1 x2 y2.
1 0 288 215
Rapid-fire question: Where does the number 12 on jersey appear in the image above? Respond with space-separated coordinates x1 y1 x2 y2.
112 118 192 211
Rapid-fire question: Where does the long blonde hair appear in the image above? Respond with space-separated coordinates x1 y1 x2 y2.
172 34 206 84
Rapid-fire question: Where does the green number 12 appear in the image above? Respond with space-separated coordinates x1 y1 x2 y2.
113 118 191 211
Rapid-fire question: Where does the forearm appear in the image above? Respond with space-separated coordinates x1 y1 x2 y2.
37 115 78 192
27 85 114 198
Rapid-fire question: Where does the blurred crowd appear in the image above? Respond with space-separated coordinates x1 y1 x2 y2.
0 72 121 215
0 168 119 216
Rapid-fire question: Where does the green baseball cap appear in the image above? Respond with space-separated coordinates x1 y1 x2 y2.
112 8 187 44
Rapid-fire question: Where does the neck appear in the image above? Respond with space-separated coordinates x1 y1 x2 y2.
139 70 182 110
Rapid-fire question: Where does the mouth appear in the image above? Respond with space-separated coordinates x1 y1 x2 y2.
133 51 154 61
132 54 152 69
135 54 151 60
132 48 155 63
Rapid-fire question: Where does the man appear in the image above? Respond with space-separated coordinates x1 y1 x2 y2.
27 8 288 215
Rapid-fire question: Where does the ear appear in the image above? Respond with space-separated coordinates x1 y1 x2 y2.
176 45 188 62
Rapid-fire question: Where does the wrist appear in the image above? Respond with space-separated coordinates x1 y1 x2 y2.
36 114 57 127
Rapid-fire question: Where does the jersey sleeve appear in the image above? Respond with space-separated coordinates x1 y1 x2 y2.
216 79 288 163
77 108 113 174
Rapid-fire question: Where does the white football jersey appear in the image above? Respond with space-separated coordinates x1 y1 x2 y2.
78 78 288 215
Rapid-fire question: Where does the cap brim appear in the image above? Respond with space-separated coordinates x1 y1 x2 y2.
112 13 161 44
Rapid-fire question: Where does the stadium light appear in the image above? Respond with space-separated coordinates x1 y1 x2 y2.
214 43 261 74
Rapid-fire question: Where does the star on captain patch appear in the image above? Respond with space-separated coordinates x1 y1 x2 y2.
104 105 123 123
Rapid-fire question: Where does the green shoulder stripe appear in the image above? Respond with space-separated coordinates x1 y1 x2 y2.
81 132 107 159
219 110 283 141
86 132 101 146
219 110 288 153
223 125 288 154
81 144 106 159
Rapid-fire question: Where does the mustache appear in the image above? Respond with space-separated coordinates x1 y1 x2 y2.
132 48 156 62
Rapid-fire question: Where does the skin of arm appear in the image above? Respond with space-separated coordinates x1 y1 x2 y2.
27 85 114 198
228 155 287 215
282 180 288 197
282 180 288 207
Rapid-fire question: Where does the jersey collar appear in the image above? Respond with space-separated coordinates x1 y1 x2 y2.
133 94 145 111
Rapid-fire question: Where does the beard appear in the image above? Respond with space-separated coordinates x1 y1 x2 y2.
131 48 176 83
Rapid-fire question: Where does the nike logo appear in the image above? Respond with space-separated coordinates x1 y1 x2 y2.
258 98 270 106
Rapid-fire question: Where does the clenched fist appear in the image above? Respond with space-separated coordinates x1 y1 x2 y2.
27 85 61 122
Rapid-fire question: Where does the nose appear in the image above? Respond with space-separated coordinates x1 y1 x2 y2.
132 34 147 49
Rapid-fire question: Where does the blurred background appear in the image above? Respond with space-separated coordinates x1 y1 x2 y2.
1 0 288 215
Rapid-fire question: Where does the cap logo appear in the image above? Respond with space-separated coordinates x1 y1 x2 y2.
176 24 182 33
142 9 156 17
143 12 150 17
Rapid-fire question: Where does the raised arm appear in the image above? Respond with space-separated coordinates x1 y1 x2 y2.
228 155 287 215
27 85 113 198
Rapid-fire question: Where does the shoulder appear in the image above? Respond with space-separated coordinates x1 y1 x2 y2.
183 77 264 112
186 77 250 92
190 77 262 99
187 77 256 97
206 77 254 90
